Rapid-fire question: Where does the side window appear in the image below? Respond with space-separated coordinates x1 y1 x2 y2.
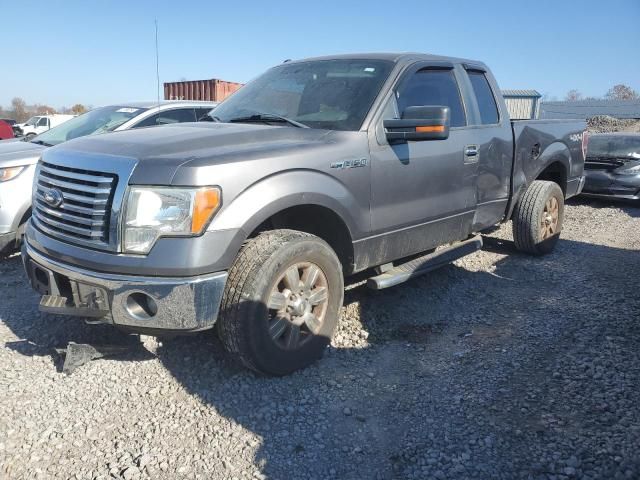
133 108 196 128
467 71 499 125
37 117 48 127
155 108 196 125
396 69 466 127
133 113 160 128
196 108 213 121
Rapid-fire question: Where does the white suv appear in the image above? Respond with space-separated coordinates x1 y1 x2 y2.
0 101 217 254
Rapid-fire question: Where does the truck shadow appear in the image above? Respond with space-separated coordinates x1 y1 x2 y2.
153 236 640 479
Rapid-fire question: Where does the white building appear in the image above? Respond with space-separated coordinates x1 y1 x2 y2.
502 90 542 120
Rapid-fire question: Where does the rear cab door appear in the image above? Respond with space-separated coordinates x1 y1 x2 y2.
459 64 514 230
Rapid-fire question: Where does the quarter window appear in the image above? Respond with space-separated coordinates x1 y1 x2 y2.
196 108 214 121
134 108 196 128
396 69 466 127
467 71 499 125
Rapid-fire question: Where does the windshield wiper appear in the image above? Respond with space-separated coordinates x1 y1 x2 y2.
227 113 309 128
30 140 53 147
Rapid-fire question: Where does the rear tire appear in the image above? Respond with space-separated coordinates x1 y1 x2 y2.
217 229 344 375
512 180 564 255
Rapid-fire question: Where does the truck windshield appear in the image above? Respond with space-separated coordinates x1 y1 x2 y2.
24 117 40 126
212 59 394 131
31 106 148 146
588 135 640 159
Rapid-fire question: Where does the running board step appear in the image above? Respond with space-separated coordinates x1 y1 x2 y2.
367 236 483 290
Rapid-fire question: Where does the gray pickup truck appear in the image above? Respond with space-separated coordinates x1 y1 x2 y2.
22 53 587 375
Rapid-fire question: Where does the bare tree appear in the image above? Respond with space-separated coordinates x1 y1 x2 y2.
10 97 28 122
35 104 57 115
70 104 87 115
565 90 583 102
605 84 639 100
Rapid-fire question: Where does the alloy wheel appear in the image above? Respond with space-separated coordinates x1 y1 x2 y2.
267 262 329 350
540 196 559 239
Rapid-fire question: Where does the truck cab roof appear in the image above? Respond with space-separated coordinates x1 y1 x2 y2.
285 52 488 70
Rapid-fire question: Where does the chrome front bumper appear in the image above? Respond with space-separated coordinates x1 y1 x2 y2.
23 240 228 332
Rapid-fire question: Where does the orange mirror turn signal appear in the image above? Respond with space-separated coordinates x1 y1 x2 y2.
415 125 445 133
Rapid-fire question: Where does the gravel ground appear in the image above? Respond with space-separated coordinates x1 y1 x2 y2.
1 199 639 480
587 115 640 134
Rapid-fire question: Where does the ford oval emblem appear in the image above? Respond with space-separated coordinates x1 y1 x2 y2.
43 188 64 208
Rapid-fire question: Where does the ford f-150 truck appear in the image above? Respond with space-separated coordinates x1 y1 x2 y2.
22 53 587 375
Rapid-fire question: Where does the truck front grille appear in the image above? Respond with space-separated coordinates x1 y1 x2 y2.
32 161 118 249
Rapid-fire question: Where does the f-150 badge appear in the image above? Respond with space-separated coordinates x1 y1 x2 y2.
330 158 367 169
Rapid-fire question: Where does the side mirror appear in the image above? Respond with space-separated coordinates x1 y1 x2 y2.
384 105 450 142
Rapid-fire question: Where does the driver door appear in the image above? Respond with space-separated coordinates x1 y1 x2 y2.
367 63 479 263
36 117 49 134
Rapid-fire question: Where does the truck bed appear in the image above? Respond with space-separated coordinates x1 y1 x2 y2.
510 119 587 208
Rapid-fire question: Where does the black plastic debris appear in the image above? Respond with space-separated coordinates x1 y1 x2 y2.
56 339 144 374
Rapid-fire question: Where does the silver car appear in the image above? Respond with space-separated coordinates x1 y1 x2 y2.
0 101 217 254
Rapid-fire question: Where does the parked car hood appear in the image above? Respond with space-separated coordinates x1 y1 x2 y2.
0 139 46 168
43 122 337 185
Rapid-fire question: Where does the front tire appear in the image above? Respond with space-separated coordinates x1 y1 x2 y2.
512 180 565 255
217 229 344 375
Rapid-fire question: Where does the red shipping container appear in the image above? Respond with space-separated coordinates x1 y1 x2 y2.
164 79 243 102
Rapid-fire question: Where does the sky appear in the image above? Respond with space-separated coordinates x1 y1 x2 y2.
1 0 639 109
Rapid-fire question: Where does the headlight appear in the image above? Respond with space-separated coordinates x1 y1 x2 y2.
618 162 640 175
0 166 25 182
123 186 221 253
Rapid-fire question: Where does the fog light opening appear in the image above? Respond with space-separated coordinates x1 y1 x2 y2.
34 267 49 286
125 292 158 320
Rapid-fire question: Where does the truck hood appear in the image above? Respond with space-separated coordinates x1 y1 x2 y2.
44 122 337 185
0 139 46 168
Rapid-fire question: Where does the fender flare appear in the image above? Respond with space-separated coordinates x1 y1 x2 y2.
508 141 571 219
209 169 365 241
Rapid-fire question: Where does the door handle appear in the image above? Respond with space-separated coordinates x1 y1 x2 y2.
464 145 478 157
